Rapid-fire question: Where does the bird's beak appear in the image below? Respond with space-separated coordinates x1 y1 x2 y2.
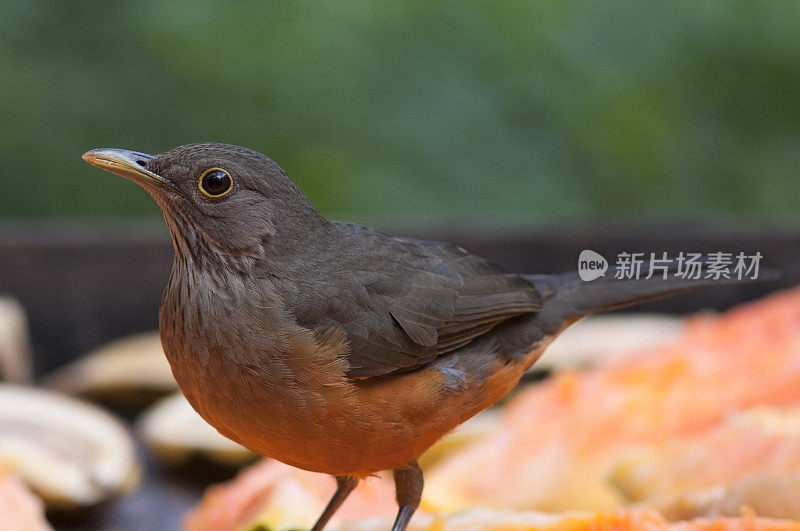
82 148 175 191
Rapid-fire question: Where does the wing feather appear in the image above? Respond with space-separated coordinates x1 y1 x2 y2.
291 223 541 378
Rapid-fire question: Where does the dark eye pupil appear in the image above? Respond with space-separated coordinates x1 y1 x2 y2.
201 170 231 196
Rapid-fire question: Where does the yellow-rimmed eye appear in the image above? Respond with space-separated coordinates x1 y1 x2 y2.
199 168 233 198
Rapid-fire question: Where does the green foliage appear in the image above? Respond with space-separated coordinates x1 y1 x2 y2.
1 0 799 224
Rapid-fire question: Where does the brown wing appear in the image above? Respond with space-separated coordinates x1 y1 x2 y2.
293 223 541 378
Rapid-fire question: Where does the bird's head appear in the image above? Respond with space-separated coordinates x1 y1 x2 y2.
83 143 326 263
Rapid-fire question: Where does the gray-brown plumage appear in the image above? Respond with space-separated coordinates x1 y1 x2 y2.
83 143 728 531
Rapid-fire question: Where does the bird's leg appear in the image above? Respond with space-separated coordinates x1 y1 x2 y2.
391 461 423 531
310 475 359 531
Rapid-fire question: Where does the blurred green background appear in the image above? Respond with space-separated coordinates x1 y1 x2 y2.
1 0 799 227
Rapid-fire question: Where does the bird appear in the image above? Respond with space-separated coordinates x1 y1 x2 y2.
83 143 736 530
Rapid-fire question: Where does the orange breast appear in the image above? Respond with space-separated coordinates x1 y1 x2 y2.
167 325 536 477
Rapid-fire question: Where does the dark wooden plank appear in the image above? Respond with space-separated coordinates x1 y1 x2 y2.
0 221 794 377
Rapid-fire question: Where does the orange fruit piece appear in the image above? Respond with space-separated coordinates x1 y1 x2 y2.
425 288 800 512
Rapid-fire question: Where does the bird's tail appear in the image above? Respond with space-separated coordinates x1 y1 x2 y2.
524 268 773 335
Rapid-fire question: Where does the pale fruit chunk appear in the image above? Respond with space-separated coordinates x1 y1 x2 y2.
0 297 32 384
610 406 800 520
0 384 139 509
651 472 800 522
138 392 256 466
536 314 683 371
45 331 176 408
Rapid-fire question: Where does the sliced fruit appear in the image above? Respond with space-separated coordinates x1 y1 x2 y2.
334 510 800 531
138 392 256 466
424 287 800 512
611 406 800 502
536 314 683 371
185 459 397 531
45 331 176 409
0 468 52 531
0 296 32 384
0 384 139 509
651 471 800 523
187 462 800 531
610 406 800 520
